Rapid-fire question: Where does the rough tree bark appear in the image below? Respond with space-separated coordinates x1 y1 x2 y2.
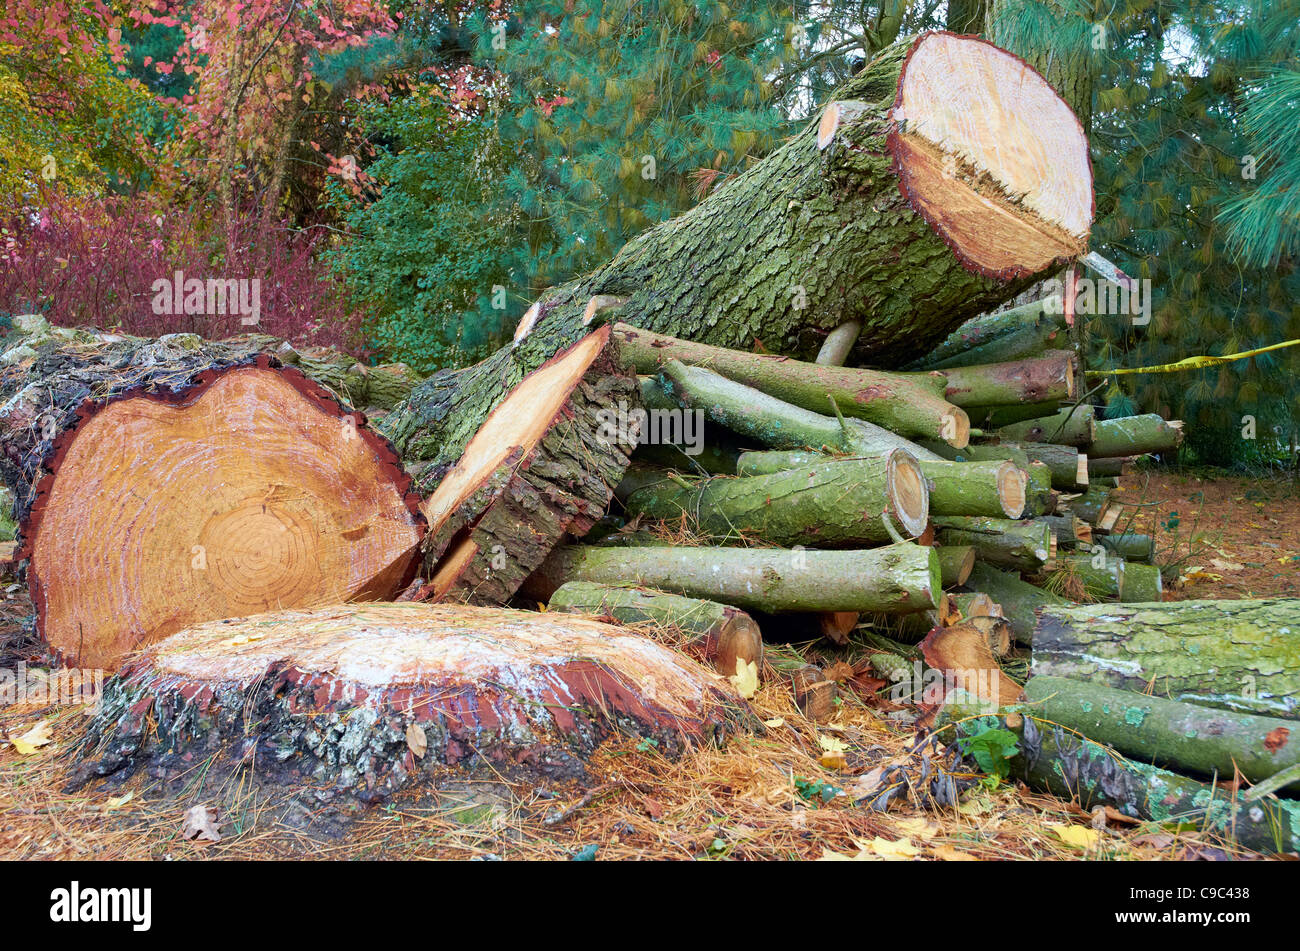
79 602 745 795
1032 599 1300 719
382 327 639 605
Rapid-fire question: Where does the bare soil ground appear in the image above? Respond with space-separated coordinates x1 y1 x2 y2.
1 469 1293 861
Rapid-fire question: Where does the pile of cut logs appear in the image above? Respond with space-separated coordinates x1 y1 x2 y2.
2 31 1296 850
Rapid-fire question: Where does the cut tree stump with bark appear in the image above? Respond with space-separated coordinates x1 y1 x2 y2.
546 581 763 675
2 341 424 671
524 543 943 615
1025 676 1300 793
384 327 639 606
612 324 967 446
79 602 745 795
1057 553 1125 599
1009 716 1300 855
1118 561 1163 602
616 452 929 546
1032 599 1300 719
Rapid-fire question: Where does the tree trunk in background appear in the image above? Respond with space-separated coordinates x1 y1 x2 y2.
947 0 987 34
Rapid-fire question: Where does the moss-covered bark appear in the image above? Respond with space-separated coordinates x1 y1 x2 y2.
901 298 1067 371
1025 676 1300 792
1031 599 1300 719
994 404 1095 446
1009 716 1300 855
925 351 1075 408
1100 532 1154 562
1087 414 1184 458
934 516 1053 572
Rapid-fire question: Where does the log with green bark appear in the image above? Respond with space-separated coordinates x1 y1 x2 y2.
936 546 976 588
1100 532 1154 562
1040 514 1090 549
1087 455 1135 478
933 516 1054 572
615 452 930 546
1087 414 1184 458
1025 676 1300 793
733 449 1024 519
994 403 1096 446
901 297 1069 371
1064 484 1113 524
1022 460 1055 517
922 350 1076 408
1004 441 1087 490
1056 552 1125 599
1031 599 1300 719
966 561 1068 644
657 362 943 460
1007 715 1300 855
546 582 764 674
523 543 942 615
613 324 968 447
1117 561 1163 602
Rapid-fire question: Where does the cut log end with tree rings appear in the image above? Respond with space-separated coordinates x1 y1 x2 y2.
418 326 638 604
888 32 1093 280
81 602 747 795
22 360 425 671
887 450 930 538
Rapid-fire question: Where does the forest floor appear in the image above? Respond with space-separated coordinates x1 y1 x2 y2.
0 468 1295 861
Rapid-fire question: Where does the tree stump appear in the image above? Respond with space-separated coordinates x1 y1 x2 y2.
80 602 746 796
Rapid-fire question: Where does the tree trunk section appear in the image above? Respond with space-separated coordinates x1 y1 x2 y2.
1025 676 1300 793
1087 414 1184 457
0 338 424 671
546 581 763 675
994 404 1096 446
902 297 1069 370
616 452 930 546
926 350 1076 408
966 561 1068 644
1032 599 1300 719
934 516 1054 572
524 543 942 615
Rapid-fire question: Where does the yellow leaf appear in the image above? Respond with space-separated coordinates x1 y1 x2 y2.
930 844 978 861
1048 822 1101 849
105 792 134 811
763 717 785 728
895 817 939 841
869 836 920 860
9 719 52 755
406 722 427 759
729 658 759 698
817 734 847 754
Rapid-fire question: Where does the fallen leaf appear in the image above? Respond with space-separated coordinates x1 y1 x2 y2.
895 817 939 841
9 720 52 755
729 658 759 699
182 805 222 842
1264 726 1291 753
104 792 135 811
406 722 427 759
1048 822 1101 849
763 717 785 728
1210 558 1244 572
930 844 978 861
869 836 920 860
1131 832 1176 850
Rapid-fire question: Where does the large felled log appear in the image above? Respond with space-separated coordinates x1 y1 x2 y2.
732 449 1023 519
546 581 763 675
1099 532 1154 562
613 324 967 447
1086 414 1185 458
616 452 929 546
1009 716 1300 855
902 297 1068 370
933 516 1054 572
1032 599 1300 719
1005 441 1088 490
79 602 744 795
1 339 424 670
524 543 942 615
384 327 639 605
966 562 1067 644
1025 677 1300 793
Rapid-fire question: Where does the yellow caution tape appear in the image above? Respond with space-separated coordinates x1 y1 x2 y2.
1086 338 1300 376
